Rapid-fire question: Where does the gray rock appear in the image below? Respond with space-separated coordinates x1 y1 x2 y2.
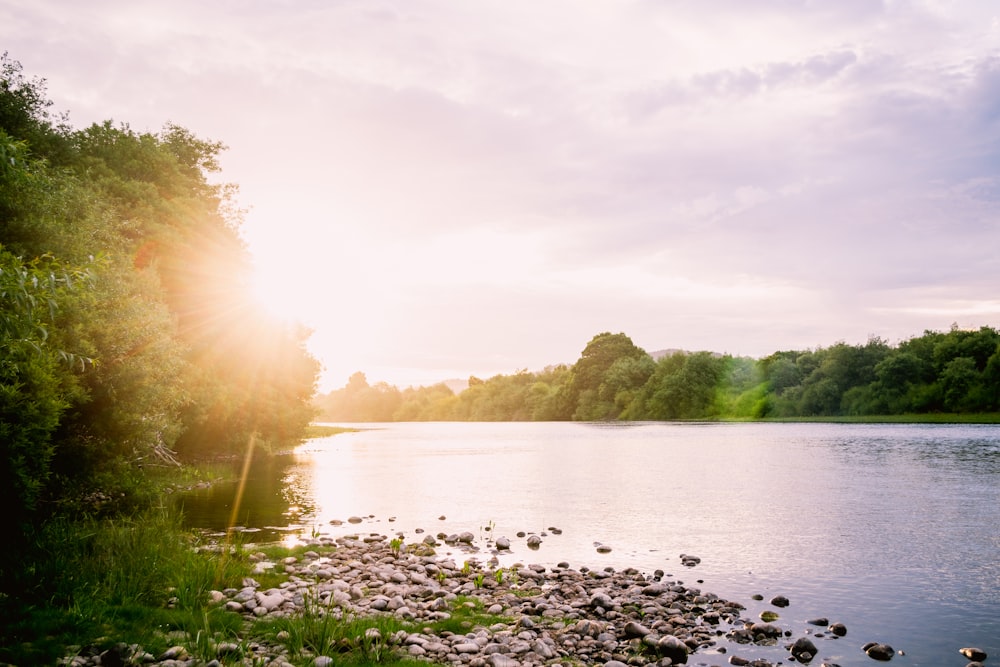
829 622 847 637
769 595 790 608
495 536 511 550
526 535 542 547
489 656 521 667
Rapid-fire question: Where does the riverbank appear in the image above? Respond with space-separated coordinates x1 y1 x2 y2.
47 529 933 667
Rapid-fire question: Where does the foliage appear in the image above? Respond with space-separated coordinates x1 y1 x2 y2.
1 56 320 594
316 325 1000 423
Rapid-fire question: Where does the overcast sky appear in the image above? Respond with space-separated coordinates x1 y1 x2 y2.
4 1 1000 390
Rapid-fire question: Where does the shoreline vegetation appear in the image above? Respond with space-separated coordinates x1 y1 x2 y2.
315 328 1000 424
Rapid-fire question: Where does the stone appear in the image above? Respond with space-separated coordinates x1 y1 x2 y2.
496 536 511 550
791 637 818 663
658 635 689 664
526 535 542 547
769 595 790 608
488 656 520 667
961 648 988 662
623 621 651 638
828 623 847 637
864 643 895 661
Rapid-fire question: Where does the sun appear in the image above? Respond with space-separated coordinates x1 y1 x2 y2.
248 259 313 325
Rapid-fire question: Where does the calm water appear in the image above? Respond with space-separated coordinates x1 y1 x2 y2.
181 422 1000 666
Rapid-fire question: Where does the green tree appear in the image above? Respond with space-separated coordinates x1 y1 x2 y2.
568 332 651 420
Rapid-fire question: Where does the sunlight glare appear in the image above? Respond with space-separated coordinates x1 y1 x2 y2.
249 259 313 325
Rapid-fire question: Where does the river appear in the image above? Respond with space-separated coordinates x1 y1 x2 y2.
180 421 1000 666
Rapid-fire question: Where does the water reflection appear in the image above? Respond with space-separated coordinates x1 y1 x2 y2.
178 453 312 541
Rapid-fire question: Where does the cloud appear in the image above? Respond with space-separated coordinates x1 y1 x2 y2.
4 0 1000 388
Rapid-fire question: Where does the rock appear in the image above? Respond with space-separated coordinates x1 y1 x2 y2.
748 623 783 639
961 648 988 662
496 536 511 550
596 544 612 553
458 532 475 544
157 646 188 661
680 553 701 566
806 618 829 626
489 656 521 667
526 535 542 547
314 657 334 667
791 637 818 663
347 516 363 524
769 595 790 608
623 621 651 638
658 635 689 664
828 623 847 637
864 643 895 661
590 593 615 610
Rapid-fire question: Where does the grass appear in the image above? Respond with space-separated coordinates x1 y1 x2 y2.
303 424 360 439
0 504 514 666
0 507 251 665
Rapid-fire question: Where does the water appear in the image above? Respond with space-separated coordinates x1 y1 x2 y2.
180 422 1000 666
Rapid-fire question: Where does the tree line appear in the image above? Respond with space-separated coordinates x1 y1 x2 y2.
316 326 1000 422
0 55 319 559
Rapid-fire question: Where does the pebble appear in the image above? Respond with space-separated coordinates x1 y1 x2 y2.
56 533 989 667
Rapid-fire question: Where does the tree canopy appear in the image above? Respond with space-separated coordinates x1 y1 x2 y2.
316 324 1000 422
0 55 320 555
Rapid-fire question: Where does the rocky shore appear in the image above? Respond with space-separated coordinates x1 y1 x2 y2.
60 532 988 667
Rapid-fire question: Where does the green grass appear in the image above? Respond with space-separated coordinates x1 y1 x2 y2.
0 510 514 666
303 424 360 439
0 507 251 665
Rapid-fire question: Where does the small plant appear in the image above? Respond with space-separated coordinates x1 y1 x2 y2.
436 570 447 584
473 573 485 589
494 569 503 585
389 537 403 556
461 561 472 576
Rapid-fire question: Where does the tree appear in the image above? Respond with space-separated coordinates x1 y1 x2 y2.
568 332 650 420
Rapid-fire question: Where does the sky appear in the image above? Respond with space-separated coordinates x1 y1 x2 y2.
4 1 1000 391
